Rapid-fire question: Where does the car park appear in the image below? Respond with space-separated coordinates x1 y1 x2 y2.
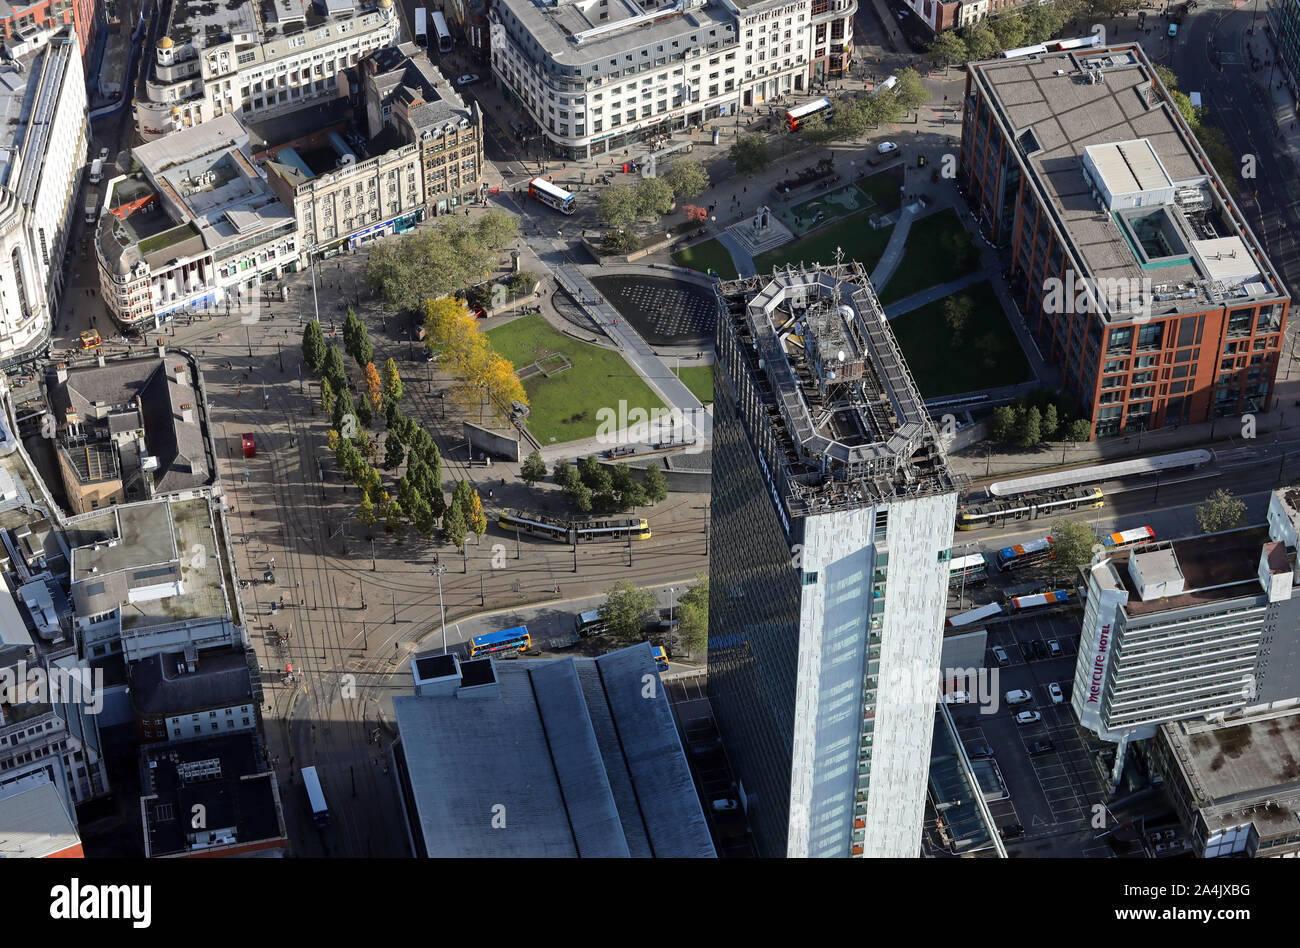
1048 682 1064 704
991 645 1009 666
1005 689 1033 706
1015 710 1042 725
877 141 899 155
1027 740 1054 756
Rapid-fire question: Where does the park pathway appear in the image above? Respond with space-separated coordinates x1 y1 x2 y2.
882 266 993 319
716 230 757 278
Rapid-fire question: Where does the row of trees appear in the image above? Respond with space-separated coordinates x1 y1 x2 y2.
363 211 520 314
925 0 1142 68
422 296 527 425
547 454 669 514
988 389 1093 447
1157 65 1239 196
595 157 711 229
597 574 708 655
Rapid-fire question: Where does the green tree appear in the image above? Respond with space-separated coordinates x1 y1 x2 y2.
598 580 657 645
411 496 437 539
520 450 548 486
661 157 710 201
927 30 968 69
892 68 931 115
386 499 406 536
635 176 676 220
335 436 362 483
302 319 326 375
356 393 373 429
964 22 1000 60
942 293 973 347
382 357 404 405
358 492 377 528
674 574 709 655
553 460 580 490
990 405 1016 443
601 229 640 255
729 133 771 176
578 455 614 494
332 388 356 436
382 434 406 472
990 13 1028 53
443 501 468 551
323 345 347 396
1196 489 1247 534
1067 418 1093 442
1049 518 1097 578
1021 405 1043 447
567 482 593 513
642 465 668 504
596 185 642 228
343 308 372 367
1043 403 1060 441
509 270 538 297
320 376 335 415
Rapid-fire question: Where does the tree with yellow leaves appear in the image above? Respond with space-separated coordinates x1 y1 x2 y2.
365 361 383 412
467 487 487 539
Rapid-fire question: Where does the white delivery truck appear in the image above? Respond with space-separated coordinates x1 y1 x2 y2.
89 157 104 184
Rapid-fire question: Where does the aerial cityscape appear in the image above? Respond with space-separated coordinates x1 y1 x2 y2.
0 0 1292 900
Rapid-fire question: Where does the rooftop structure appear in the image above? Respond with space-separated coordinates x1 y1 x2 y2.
140 732 287 857
1152 708 1300 857
393 644 715 858
715 263 955 520
129 646 255 717
0 772 83 858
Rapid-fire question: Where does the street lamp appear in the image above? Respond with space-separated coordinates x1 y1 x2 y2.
432 565 448 654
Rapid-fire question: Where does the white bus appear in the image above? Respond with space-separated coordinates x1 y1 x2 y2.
414 7 427 45
301 766 330 828
528 177 576 214
431 10 452 53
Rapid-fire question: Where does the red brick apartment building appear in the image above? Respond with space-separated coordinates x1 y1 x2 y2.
958 44 1290 438
0 0 99 65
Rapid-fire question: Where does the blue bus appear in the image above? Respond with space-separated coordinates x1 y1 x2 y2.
651 645 669 672
469 626 531 658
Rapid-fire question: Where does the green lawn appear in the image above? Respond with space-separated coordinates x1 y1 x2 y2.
753 208 894 274
855 166 905 214
888 280 1032 399
673 364 714 404
485 314 668 445
878 208 983 305
671 238 738 280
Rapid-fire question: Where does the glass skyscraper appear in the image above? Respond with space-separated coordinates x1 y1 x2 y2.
709 264 958 857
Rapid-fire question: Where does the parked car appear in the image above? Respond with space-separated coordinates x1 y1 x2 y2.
967 744 994 759
455 73 480 86
1005 689 1033 706
1027 740 1055 756
945 690 972 704
1031 639 1048 660
877 141 899 155
1015 710 1042 725
1048 682 1064 704
1047 638 1062 658
991 645 1009 666
712 798 739 812
691 738 723 758
98 147 110 162
1000 823 1025 840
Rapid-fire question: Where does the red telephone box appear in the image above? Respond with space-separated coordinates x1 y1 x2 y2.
241 433 255 458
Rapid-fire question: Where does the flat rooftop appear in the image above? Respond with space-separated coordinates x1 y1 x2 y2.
1110 526 1270 616
969 45 1285 321
394 643 714 858
0 774 80 857
1166 709 1300 838
716 264 955 517
494 0 736 69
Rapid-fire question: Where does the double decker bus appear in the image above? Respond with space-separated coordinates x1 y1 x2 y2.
956 486 1103 530
499 510 651 543
995 537 1053 571
1101 526 1156 550
948 553 988 586
469 626 531 658
528 177 576 214
431 10 453 52
786 97 832 131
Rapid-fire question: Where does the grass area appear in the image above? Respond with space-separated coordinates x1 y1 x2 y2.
673 364 714 404
855 166 905 214
878 208 982 305
137 222 199 256
671 238 738 280
753 208 894 274
485 314 668 445
888 280 1031 399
